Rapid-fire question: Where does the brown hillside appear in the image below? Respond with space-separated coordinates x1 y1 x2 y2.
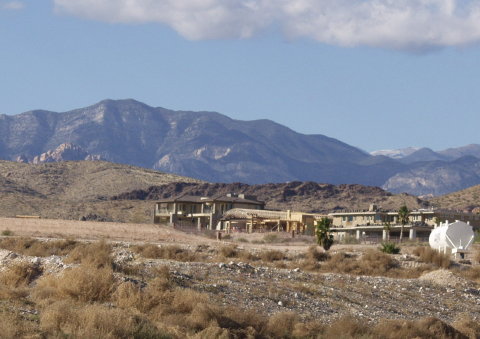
113 181 426 213
431 184 480 212
0 161 426 223
0 161 202 222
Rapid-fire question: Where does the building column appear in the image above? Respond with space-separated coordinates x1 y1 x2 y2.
208 214 213 230
409 229 417 240
197 217 202 231
356 230 361 240
382 230 388 241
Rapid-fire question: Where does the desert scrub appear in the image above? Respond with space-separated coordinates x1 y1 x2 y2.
413 246 451 269
0 262 43 288
34 265 115 303
259 250 285 262
132 244 199 262
321 250 399 277
299 246 330 270
0 237 78 257
64 240 112 268
0 311 39 338
218 244 238 258
39 301 167 339
1 229 13 236
380 242 401 254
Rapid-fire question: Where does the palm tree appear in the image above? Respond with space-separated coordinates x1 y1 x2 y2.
398 205 410 243
316 217 334 251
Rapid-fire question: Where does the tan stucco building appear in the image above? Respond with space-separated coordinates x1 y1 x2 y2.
328 205 480 241
153 193 265 230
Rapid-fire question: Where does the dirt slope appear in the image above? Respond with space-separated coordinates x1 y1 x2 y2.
113 181 427 213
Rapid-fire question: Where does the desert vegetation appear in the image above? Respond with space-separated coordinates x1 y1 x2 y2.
0 235 479 338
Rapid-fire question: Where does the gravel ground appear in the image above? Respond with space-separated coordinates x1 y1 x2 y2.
3 242 478 326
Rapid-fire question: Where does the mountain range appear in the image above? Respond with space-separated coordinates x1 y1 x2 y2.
0 99 479 196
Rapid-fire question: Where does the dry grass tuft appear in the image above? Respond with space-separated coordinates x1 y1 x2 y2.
133 244 198 262
474 250 480 264
324 315 371 338
413 246 452 269
0 311 38 338
0 262 42 288
34 265 115 303
0 237 78 257
265 312 299 338
453 313 480 339
260 250 285 262
321 250 399 277
40 301 167 339
218 245 238 258
64 240 112 268
374 316 467 339
455 266 480 284
298 246 330 271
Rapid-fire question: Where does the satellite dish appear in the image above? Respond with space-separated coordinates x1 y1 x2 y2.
429 220 475 257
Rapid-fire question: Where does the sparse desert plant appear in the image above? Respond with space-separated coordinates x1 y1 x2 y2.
0 237 78 257
0 262 43 288
219 244 238 258
64 240 112 268
374 316 466 339
316 217 334 251
324 315 371 338
453 313 480 339
322 250 398 276
236 237 248 243
265 312 300 338
133 244 198 262
0 311 38 338
260 250 285 262
380 242 401 254
305 245 329 262
34 265 115 303
40 301 165 339
413 246 451 269
300 246 330 270
1 229 13 236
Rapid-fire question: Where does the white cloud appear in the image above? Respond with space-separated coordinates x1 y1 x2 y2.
53 0 480 51
2 1 25 10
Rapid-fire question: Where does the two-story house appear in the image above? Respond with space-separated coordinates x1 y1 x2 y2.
153 193 265 230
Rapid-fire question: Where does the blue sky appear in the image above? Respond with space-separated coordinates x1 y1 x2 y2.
1 1 480 152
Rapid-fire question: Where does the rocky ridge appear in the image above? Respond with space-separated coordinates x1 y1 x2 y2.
1 99 479 195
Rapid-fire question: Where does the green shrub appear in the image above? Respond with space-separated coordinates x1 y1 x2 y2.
1 229 13 236
380 242 401 254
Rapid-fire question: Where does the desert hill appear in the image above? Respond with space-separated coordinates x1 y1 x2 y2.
113 181 426 213
0 160 426 222
0 160 201 221
431 184 480 212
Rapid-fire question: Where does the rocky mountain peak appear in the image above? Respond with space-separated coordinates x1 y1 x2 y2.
31 143 102 164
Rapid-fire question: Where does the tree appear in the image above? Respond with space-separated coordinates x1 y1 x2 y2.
316 217 334 251
398 205 410 243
